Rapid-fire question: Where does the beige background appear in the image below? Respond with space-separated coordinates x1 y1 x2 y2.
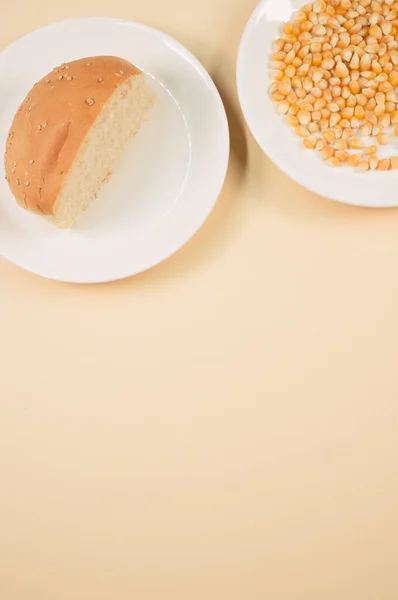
1 0 398 598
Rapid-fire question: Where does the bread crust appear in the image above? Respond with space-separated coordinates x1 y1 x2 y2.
4 56 141 215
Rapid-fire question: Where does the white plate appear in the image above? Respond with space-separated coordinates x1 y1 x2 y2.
237 0 398 208
0 18 229 282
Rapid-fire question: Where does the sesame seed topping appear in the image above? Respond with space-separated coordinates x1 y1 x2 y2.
46 79 50 83
65 65 70 69
8 131 13 138
98 77 103 82
43 121 47 128
66 76 73 81
119 70 124 75
86 62 91 67
85 97 95 106
23 193 26 199
58 75 63 80
11 168 15 174
29 159 34 164
115 72 121 77
16 179 19 186
24 181 30 186
28 106 32 111
38 124 42 130
61 65 65 70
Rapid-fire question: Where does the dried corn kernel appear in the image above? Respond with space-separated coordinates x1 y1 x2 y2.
378 158 391 171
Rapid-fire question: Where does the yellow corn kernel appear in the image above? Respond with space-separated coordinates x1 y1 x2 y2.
286 115 299 127
326 157 341 167
365 111 378 125
369 156 379 171
390 156 398 169
335 139 348 150
363 145 377 156
295 125 310 137
347 154 361 167
321 147 335 160
357 160 370 172
377 133 390 145
335 150 349 162
323 130 336 144
378 158 391 171
303 135 317 149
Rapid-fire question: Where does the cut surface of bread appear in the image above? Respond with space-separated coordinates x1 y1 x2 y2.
4 56 156 227
54 73 154 227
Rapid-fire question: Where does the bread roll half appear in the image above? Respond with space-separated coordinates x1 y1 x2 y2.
4 56 156 227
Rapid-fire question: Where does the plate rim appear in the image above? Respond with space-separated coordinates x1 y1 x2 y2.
0 16 230 283
236 0 398 210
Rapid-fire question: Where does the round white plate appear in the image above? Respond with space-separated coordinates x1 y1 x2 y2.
237 0 398 208
0 18 229 282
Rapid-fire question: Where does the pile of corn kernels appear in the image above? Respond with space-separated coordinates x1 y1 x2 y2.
270 0 398 171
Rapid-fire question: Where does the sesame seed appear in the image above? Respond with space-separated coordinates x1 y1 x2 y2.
115 72 121 77
58 75 63 80
29 159 34 164
85 97 95 106
46 79 50 83
11 168 15 174
98 77 103 82
23 193 26 199
66 76 73 81
61 65 65 70
24 181 30 186
65 65 70 69
43 121 47 128
16 179 19 186
38 124 42 130
28 106 32 111
119 70 124 75
86 62 91 67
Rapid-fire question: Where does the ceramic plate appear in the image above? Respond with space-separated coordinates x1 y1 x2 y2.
237 0 398 208
0 17 229 282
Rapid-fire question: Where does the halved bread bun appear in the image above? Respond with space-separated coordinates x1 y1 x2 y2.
4 56 156 227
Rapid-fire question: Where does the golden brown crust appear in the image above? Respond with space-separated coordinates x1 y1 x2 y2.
4 56 141 215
